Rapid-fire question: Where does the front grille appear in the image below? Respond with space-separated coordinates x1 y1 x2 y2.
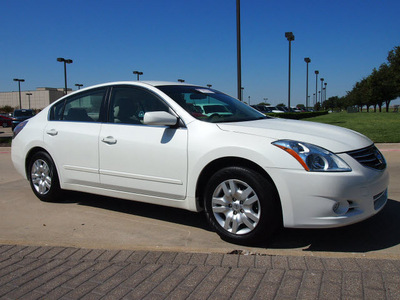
347 145 386 170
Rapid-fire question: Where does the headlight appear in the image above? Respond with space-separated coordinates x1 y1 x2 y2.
272 140 351 172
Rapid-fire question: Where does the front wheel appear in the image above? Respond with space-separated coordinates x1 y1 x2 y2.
204 166 281 245
28 151 63 202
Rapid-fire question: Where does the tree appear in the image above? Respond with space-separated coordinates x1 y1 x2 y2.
368 64 397 112
257 102 270 106
342 45 400 112
387 46 400 98
0 105 14 114
296 104 305 110
377 63 398 112
323 96 339 111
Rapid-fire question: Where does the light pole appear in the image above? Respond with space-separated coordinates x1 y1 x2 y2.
314 70 319 106
13 78 25 109
285 32 295 110
304 58 311 109
26 92 32 109
324 82 327 102
241 87 244 101
320 78 324 104
133 71 143 81
57 58 73 95
75 83 83 90
236 0 242 101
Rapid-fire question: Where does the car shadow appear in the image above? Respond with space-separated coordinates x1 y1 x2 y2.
267 199 400 253
63 192 400 253
62 191 212 232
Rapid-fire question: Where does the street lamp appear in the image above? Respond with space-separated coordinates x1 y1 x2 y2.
236 0 242 101
133 71 143 81
75 83 83 90
285 32 295 110
13 78 25 109
26 92 32 109
177 79 185 83
314 70 319 106
324 82 327 102
57 57 73 95
304 58 311 108
320 78 324 103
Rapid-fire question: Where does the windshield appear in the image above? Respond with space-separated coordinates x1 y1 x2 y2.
157 85 267 123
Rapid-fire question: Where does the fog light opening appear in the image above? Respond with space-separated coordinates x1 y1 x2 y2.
332 201 350 216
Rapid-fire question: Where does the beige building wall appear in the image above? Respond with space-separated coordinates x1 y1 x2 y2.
0 88 71 110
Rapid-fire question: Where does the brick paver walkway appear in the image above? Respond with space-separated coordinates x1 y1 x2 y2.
1 245 400 299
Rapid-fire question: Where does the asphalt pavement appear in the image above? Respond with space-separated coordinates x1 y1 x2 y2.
1 126 400 299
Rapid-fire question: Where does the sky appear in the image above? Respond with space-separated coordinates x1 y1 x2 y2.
1 0 400 106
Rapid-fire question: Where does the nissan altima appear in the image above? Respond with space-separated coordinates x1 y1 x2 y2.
11 81 389 245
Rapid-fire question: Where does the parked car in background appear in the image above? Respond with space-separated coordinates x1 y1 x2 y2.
0 114 12 128
291 107 302 113
11 81 389 245
251 105 272 113
266 106 284 113
251 105 283 114
11 109 35 130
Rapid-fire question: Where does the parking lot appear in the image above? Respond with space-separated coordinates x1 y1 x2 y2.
1 126 400 259
1 126 400 299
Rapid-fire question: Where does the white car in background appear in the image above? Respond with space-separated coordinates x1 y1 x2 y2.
11 81 389 245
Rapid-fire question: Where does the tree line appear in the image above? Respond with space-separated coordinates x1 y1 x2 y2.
321 45 400 112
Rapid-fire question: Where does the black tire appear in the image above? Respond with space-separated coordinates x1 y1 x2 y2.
28 151 63 202
204 166 281 245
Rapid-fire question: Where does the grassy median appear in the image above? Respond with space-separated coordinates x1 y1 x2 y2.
307 111 400 143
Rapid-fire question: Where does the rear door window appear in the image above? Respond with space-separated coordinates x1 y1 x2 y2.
49 88 106 122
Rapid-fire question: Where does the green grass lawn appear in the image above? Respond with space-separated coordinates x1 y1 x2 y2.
307 112 400 143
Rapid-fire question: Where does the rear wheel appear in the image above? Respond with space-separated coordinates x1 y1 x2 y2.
204 166 281 245
28 151 63 202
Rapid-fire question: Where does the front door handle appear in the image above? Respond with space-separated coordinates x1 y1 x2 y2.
46 129 58 136
102 136 117 145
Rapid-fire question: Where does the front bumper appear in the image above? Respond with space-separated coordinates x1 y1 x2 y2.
267 160 389 228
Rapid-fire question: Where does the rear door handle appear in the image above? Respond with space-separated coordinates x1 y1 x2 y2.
102 136 117 145
46 129 58 136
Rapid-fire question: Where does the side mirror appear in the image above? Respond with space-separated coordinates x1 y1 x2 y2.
143 111 178 126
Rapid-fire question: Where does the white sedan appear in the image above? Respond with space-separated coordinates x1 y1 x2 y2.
11 81 389 245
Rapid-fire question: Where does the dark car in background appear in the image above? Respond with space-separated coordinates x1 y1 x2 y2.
0 115 12 128
11 109 35 130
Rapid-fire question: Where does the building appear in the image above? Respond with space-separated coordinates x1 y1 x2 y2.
0 87 72 110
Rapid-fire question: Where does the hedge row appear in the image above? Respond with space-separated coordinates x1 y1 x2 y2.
266 111 329 120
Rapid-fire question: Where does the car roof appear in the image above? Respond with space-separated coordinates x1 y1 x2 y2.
56 81 205 100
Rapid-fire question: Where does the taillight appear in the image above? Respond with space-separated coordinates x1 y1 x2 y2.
13 120 28 139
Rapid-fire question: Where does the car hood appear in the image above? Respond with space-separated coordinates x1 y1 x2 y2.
217 118 372 153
